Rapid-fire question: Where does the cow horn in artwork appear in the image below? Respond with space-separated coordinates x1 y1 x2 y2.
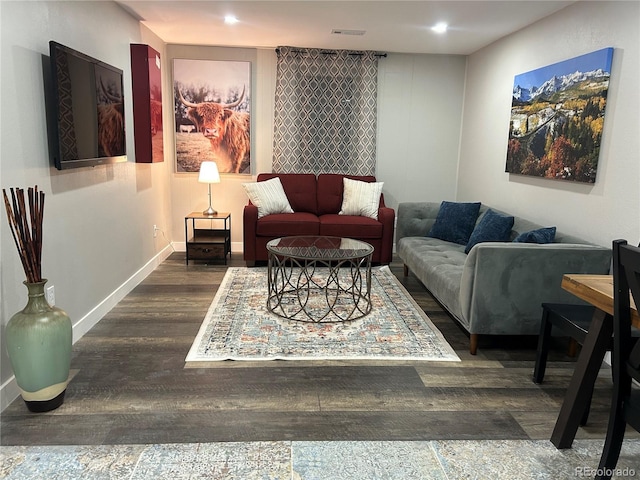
177 85 245 109
222 85 245 108
177 89 199 108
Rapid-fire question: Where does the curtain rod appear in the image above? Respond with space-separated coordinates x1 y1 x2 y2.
276 47 387 58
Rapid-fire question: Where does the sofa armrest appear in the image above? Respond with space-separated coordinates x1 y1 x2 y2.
243 203 259 261
459 242 611 335
378 206 395 264
396 202 440 243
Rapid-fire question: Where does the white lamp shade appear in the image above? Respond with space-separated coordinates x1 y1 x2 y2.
198 162 220 184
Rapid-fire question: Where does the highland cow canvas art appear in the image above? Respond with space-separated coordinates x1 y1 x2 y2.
506 48 613 183
173 59 251 174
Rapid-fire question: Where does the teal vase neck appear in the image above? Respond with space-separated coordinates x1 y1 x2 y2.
22 279 51 313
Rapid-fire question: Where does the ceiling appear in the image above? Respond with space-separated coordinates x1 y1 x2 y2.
117 1 576 55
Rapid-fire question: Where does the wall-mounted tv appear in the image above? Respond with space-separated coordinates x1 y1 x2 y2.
49 41 127 170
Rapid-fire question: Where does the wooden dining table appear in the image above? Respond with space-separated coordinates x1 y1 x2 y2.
550 274 640 449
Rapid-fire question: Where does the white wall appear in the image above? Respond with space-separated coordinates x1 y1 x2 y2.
165 47 466 246
376 53 467 208
0 1 172 409
457 1 640 247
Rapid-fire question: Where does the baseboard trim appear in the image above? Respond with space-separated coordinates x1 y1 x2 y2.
0 377 21 413
0 244 173 412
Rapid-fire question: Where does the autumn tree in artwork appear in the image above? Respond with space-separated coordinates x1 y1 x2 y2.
508 92 607 183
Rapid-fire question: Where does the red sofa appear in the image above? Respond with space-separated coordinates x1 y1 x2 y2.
243 173 395 265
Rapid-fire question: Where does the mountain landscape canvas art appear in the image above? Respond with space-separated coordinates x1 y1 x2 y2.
506 48 613 183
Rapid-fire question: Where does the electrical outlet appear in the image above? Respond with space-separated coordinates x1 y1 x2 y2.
46 285 55 306
153 224 158 238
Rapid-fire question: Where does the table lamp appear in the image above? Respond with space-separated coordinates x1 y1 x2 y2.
198 161 220 215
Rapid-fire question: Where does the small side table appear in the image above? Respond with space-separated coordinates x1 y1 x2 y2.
184 212 231 265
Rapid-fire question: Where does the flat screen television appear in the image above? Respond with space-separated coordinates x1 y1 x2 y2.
49 41 126 170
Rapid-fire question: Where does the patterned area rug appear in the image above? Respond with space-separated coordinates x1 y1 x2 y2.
185 266 459 363
4 440 640 479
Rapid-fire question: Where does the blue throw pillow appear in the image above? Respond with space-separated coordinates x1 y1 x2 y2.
513 227 557 244
428 201 481 246
465 209 515 254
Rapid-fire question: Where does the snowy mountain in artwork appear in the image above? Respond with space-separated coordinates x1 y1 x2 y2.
512 85 535 101
513 68 609 102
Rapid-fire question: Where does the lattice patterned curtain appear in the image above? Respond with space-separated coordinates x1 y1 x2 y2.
272 46 380 175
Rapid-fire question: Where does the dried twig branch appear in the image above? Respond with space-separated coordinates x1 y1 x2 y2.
2 186 45 283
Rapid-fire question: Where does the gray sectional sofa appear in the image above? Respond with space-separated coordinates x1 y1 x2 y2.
396 202 611 354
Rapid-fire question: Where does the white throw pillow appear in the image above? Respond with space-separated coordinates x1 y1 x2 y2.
339 178 383 220
242 177 294 218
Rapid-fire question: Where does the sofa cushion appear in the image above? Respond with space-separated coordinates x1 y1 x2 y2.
339 178 384 220
428 201 481 246
396 236 467 322
256 212 319 236
319 214 383 239
317 174 377 215
514 226 557 244
257 173 318 214
465 209 514 254
243 177 294 218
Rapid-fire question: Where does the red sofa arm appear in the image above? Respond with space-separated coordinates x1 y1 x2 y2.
243 203 259 261
378 206 395 264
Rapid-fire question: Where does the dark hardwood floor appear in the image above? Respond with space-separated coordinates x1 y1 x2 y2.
0 253 623 445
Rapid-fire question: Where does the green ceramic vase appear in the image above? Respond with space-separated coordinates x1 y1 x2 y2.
6 280 72 412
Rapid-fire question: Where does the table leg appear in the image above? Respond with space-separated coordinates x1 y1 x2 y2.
550 309 612 449
184 218 189 265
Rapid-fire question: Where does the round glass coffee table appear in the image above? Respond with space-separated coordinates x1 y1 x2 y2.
266 236 374 323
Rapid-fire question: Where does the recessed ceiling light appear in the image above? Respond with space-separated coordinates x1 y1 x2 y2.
224 15 239 25
431 22 448 34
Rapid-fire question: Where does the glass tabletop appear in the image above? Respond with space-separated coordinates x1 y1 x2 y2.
266 236 373 261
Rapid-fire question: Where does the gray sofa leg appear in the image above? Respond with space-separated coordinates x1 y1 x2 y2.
470 334 479 355
403 264 409 277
